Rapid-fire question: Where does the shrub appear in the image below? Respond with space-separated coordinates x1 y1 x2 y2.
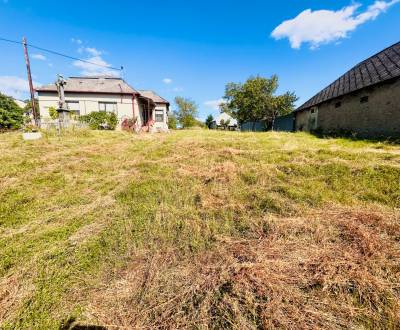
0 93 24 130
48 106 58 120
79 112 118 130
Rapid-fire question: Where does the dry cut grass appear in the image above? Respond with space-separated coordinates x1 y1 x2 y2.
0 129 399 329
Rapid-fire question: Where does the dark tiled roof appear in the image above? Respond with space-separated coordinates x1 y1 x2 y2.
36 77 139 95
297 42 400 111
138 90 169 104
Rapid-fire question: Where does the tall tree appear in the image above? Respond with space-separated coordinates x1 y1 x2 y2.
205 114 214 129
168 112 178 130
221 75 298 130
174 97 198 128
0 93 24 130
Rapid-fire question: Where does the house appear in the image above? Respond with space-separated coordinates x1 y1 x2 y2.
210 112 238 130
295 42 400 138
36 76 170 132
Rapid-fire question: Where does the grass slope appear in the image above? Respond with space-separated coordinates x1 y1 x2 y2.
0 129 399 329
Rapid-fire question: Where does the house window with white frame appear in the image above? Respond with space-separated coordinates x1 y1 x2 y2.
155 109 164 122
98 102 117 113
66 101 80 116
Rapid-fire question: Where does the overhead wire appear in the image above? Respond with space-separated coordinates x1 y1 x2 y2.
0 36 123 71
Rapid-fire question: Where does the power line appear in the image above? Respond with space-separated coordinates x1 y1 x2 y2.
0 36 123 71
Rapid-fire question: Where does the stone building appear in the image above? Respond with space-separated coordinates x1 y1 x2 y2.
295 42 400 138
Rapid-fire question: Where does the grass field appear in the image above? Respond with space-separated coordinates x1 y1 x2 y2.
0 129 399 329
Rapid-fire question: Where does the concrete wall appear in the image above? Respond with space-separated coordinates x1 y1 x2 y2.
295 78 400 138
38 92 140 126
152 103 169 131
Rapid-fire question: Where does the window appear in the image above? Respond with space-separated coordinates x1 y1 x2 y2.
360 96 369 104
99 102 117 113
335 102 342 108
155 109 164 122
66 101 80 116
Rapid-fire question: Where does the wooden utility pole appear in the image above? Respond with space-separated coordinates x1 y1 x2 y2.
22 37 39 126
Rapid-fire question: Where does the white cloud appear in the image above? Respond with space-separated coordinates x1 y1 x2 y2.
71 38 83 45
172 87 184 92
0 76 41 100
204 98 225 110
163 78 173 84
32 53 47 61
85 47 102 56
272 0 400 49
73 47 119 77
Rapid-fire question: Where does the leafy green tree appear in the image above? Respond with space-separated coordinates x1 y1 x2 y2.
168 112 178 129
221 75 298 130
194 119 206 128
205 114 214 129
0 93 24 130
174 97 198 128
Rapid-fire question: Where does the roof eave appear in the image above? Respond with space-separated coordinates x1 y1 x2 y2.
36 89 138 95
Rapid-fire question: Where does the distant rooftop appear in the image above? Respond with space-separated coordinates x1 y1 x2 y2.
297 41 400 111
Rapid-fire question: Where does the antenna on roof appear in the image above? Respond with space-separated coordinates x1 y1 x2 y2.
120 66 125 80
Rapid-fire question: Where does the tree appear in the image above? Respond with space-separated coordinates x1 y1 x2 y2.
0 93 24 130
221 75 298 130
168 112 178 130
174 97 198 128
205 114 214 129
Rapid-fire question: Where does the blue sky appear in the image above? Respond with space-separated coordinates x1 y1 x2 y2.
0 0 399 120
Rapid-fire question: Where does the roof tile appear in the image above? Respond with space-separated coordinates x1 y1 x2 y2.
297 42 400 111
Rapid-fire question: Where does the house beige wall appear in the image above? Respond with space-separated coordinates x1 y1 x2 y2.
38 92 139 125
295 78 400 137
152 103 169 131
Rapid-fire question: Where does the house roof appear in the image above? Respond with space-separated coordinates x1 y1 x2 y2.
138 90 169 104
36 76 139 95
213 112 238 126
297 41 400 111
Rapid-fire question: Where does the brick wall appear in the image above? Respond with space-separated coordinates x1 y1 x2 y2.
295 78 400 138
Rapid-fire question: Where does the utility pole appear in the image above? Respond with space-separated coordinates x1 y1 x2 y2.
22 37 39 126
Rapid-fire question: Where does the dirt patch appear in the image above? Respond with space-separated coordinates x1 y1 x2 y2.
82 208 400 329
0 273 34 325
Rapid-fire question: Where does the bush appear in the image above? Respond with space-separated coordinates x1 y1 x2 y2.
79 112 118 130
48 106 58 120
0 93 24 130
